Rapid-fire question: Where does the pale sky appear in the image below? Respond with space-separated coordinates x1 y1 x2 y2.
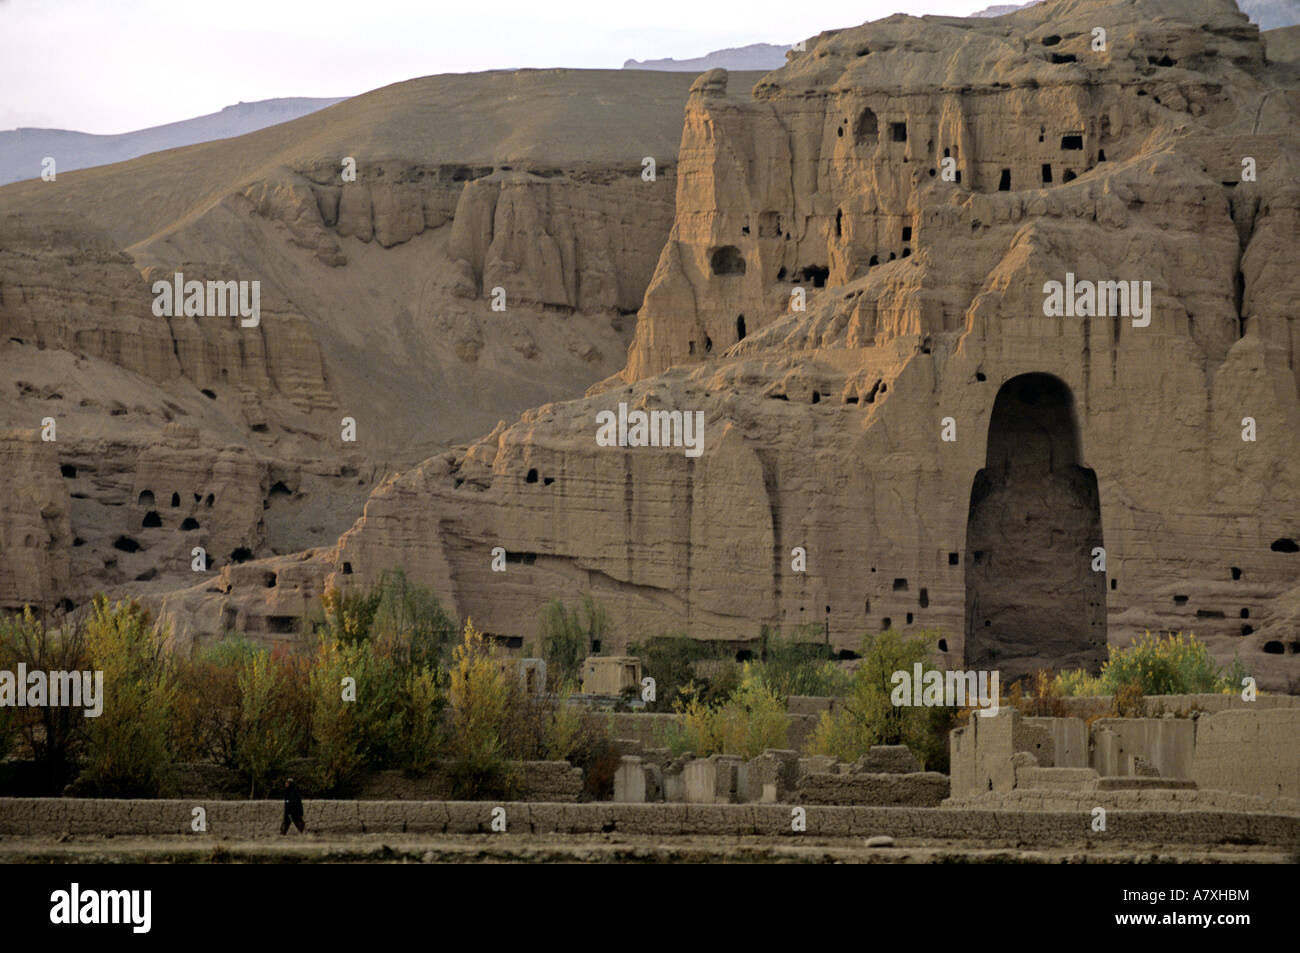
1 0 984 134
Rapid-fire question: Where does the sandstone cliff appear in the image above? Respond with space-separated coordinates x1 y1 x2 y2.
158 0 1300 693
0 70 714 610
6 0 1298 695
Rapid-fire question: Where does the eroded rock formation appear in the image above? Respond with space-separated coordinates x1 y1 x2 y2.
0 70 708 610
6 0 1299 694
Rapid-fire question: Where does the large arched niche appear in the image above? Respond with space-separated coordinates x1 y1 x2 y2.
963 373 1106 680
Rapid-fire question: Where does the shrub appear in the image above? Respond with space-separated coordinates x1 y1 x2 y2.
0 607 90 791
447 618 515 798
234 650 305 797
661 673 789 759
576 730 621 801
747 626 851 698
308 635 401 795
493 675 617 798
538 595 610 688
541 682 586 762
79 597 177 797
1218 654 1251 695
1053 631 1247 698
1098 631 1228 696
629 633 728 712
1111 678 1146 718
698 661 743 707
1052 667 1103 698
806 628 949 769
1006 668 1069 717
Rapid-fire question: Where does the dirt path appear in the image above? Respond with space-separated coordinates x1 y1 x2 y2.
1 833 1290 864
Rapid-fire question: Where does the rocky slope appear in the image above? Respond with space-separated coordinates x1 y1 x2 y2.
0 69 723 613
6 0 1298 694
0 98 346 187
148 0 1300 694
972 0 1300 30
624 44 792 72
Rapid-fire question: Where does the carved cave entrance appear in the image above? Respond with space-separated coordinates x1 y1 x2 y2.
963 373 1106 679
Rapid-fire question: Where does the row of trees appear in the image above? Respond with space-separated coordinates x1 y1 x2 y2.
652 629 1251 771
656 629 956 769
4 571 1247 794
0 573 617 799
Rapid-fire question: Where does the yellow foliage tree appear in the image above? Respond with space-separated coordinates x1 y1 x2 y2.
447 618 515 797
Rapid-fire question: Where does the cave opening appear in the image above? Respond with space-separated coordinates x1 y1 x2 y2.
799 265 829 288
963 373 1106 679
709 246 746 276
854 108 878 146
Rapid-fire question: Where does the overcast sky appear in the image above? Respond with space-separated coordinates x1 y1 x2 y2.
0 0 985 134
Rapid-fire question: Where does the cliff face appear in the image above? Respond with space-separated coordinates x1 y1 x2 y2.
0 70 705 611
12 0 1300 694
0 432 73 612
617 0 1276 384
154 0 1300 690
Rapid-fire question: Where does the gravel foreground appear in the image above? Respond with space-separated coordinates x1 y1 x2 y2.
1 833 1292 864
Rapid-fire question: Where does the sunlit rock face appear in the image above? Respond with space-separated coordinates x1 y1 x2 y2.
154 0 1299 691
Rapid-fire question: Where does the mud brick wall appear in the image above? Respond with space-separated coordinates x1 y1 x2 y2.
2 799 1298 849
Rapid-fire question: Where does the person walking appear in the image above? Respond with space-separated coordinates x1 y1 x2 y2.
281 778 306 835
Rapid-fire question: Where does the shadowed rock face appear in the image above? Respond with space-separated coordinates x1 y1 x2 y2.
965 374 1106 679
57 0 1300 694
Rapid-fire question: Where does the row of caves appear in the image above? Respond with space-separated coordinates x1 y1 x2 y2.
769 378 889 406
1171 558 1298 645
101 481 295 576
852 569 948 653
133 487 217 554
688 105 1113 364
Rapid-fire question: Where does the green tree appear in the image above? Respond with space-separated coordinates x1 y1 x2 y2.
308 635 401 794
80 597 177 797
369 569 458 670
395 665 446 775
235 650 304 797
173 635 262 767
447 618 515 798
661 672 789 759
0 607 90 791
807 628 949 768
628 633 722 711
746 625 851 698
1053 632 1252 698
538 595 610 687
